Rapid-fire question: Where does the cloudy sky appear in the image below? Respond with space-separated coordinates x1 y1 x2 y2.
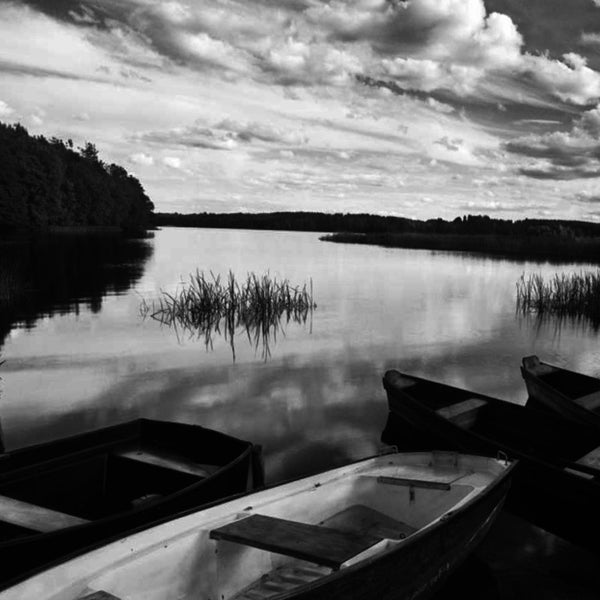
2 0 600 219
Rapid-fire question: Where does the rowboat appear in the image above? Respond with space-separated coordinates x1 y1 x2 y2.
0 418 263 585
521 355 600 430
0 451 514 600
382 370 600 550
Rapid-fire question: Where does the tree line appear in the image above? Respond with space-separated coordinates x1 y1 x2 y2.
155 211 600 238
0 122 154 233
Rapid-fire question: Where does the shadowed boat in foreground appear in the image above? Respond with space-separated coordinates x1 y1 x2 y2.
0 419 263 586
0 452 513 600
521 356 600 434
382 370 600 551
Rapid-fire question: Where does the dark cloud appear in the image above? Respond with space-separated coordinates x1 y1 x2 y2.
0 58 105 83
520 166 600 180
575 192 600 203
21 0 112 29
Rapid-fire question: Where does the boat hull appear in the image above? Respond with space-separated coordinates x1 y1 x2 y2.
382 374 600 551
0 419 262 585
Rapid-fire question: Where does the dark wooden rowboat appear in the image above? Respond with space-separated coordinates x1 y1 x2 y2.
521 355 600 432
382 370 600 550
0 451 514 600
0 418 263 585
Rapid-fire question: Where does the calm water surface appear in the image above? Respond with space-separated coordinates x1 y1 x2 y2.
1 227 598 597
2 227 600 480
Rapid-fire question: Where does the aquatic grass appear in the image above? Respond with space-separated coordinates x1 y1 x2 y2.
140 271 316 360
516 271 600 328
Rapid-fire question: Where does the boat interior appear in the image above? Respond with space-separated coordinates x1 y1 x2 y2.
0 437 220 542
6 453 506 600
522 356 600 411
387 373 600 475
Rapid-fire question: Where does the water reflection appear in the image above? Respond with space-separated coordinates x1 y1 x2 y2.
142 300 314 362
0 234 153 348
140 271 315 362
517 311 600 337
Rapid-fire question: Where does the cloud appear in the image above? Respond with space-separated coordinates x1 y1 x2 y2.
0 100 14 117
505 104 600 179
580 32 600 46
129 152 154 166
163 156 182 169
140 118 307 151
575 191 600 202
435 136 463 152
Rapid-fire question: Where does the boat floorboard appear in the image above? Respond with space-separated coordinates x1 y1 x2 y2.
319 504 417 540
0 494 89 533
115 449 220 478
233 564 331 600
576 445 600 470
210 514 383 570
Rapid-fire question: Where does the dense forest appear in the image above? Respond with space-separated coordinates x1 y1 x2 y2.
155 211 600 238
0 122 154 233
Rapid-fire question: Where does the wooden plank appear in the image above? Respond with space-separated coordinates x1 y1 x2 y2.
576 446 600 470
0 494 89 533
436 398 487 428
377 476 451 491
115 449 219 478
573 391 600 411
210 514 382 570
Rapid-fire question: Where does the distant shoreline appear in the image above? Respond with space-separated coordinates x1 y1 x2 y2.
320 232 600 263
154 211 600 263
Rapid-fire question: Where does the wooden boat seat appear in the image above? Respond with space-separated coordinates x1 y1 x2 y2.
210 514 383 570
573 391 600 412
115 449 220 478
436 398 487 428
0 494 89 533
576 446 600 470
319 505 418 540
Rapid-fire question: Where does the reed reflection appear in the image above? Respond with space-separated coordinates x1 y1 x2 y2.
140 271 315 361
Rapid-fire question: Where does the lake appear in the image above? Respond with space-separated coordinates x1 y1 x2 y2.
2 227 600 481
1 227 598 597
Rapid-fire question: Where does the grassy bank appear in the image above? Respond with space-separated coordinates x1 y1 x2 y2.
321 232 600 263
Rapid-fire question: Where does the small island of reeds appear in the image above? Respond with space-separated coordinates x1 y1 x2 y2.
140 271 316 360
516 271 600 328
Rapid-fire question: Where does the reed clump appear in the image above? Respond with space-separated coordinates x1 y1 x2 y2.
516 271 600 326
141 271 316 360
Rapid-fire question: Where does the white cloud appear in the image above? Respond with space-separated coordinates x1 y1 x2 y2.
130 152 154 166
0 100 14 118
163 156 182 169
